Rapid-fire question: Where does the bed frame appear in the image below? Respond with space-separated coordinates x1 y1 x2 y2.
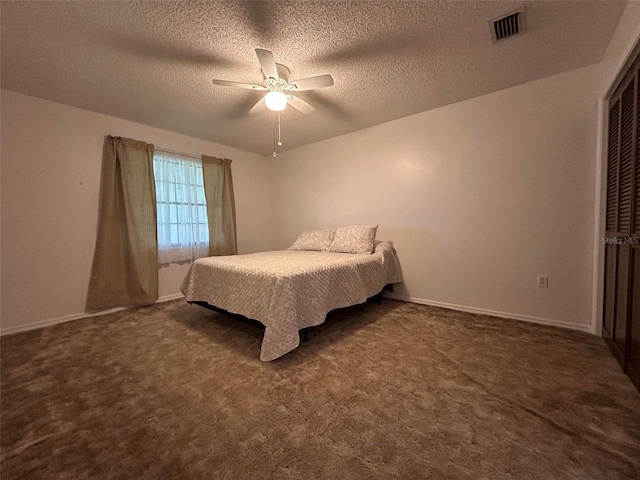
189 283 394 343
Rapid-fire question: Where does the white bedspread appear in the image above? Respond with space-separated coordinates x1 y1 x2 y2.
180 241 403 361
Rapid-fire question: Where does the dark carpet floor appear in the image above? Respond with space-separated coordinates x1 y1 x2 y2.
1 299 639 480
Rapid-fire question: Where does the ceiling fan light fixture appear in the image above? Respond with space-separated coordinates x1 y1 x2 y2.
265 91 287 111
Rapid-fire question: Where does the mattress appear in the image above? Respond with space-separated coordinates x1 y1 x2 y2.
180 241 403 360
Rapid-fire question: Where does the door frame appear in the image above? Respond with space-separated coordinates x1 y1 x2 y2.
593 36 640 336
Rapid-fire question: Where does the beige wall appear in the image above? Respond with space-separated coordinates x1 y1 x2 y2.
0 90 272 331
4 8 638 335
597 0 640 97
272 64 601 330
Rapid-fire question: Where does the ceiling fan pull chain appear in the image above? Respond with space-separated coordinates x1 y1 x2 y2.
272 125 277 158
278 112 283 146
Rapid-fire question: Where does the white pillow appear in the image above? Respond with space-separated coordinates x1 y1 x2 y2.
288 229 336 251
328 225 378 254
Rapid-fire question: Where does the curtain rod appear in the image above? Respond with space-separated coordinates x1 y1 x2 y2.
155 146 200 160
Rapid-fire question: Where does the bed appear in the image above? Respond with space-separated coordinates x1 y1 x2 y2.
180 240 403 361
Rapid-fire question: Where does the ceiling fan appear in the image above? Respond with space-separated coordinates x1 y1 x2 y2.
212 48 334 115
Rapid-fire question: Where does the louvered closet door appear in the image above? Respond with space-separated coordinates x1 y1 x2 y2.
615 79 634 356
603 99 619 345
603 50 639 388
628 64 640 387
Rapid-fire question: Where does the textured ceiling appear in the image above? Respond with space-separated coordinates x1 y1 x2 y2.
1 1 626 155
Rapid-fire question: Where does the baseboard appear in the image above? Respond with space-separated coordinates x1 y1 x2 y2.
0 293 185 336
2 292 593 337
385 294 594 334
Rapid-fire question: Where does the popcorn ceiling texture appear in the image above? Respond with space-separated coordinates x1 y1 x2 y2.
1 299 639 479
0 1 625 155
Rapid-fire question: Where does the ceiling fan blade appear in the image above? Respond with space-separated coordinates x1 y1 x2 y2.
225 93 266 120
290 74 334 91
212 79 266 90
288 96 316 115
249 98 267 114
255 48 279 79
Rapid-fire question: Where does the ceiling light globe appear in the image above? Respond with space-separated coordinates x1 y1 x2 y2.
265 91 287 111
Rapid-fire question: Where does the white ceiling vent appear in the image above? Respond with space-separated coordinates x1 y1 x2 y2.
490 8 526 42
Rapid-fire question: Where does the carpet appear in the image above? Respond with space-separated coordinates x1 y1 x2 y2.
1 299 639 479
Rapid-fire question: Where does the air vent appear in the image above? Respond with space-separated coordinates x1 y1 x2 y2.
490 8 526 42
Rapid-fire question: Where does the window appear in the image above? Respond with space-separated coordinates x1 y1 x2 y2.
153 151 209 264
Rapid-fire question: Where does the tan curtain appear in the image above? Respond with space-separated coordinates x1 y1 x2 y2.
201 155 237 256
86 136 158 310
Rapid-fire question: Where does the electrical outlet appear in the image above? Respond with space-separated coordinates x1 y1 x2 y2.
537 275 548 288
